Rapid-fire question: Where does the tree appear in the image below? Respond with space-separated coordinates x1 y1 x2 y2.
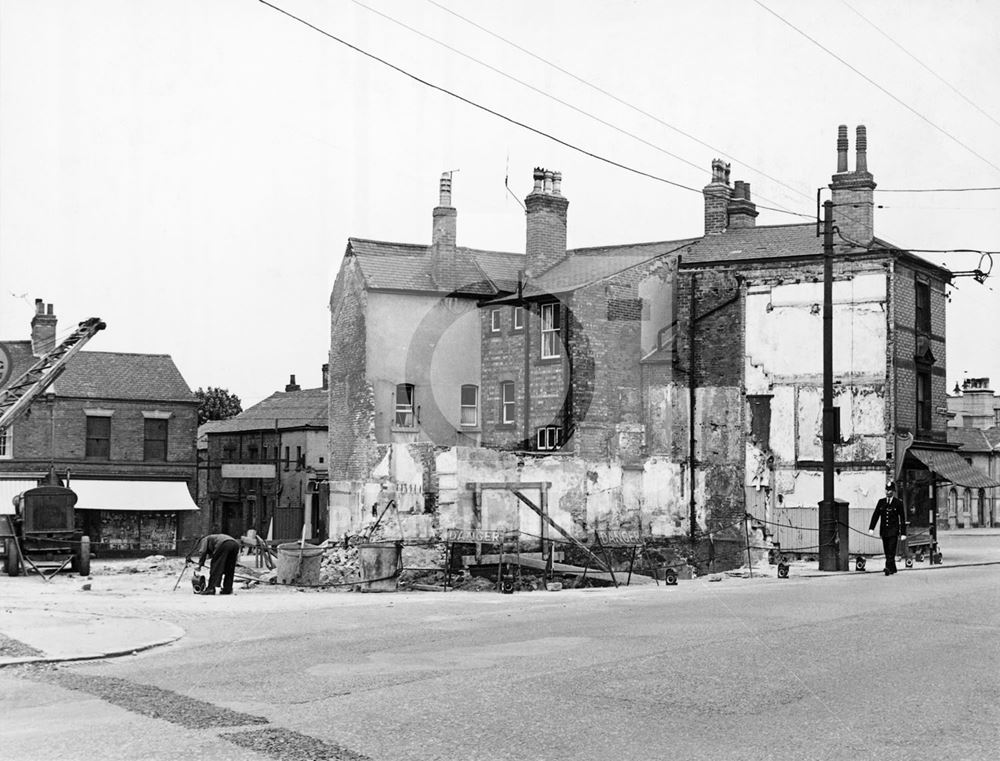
195 387 242 425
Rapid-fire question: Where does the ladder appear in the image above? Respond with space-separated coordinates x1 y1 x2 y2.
0 317 106 431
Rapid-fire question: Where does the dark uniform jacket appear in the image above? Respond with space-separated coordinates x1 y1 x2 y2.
869 497 907 538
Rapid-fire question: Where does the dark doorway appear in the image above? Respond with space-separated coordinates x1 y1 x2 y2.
222 501 243 538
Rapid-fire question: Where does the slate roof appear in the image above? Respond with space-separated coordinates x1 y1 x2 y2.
949 426 995 453
206 388 328 433
347 238 522 296
0 341 194 402
348 219 951 305
685 223 951 278
985 427 1000 449
527 238 698 295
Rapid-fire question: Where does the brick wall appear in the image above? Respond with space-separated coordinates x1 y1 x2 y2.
328 257 381 481
892 261 949 443
7 396 197 478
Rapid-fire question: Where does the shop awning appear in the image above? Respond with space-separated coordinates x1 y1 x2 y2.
70 480 200 512
0 479 41 515
907 448 1000 489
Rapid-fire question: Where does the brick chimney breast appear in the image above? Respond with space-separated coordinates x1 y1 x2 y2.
30 298 58 356
830 124 876 249
431 171 458 289
525 167 569 277
703 159 732 235
727 179 758 229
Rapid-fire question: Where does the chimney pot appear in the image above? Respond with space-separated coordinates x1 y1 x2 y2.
35 298 44 315
532 168 545 194
438 171 452 207
552 171 562 196
856 124 868 173
285 374 300 392
321 363 329 391
543 169 554 194
837 124 849 173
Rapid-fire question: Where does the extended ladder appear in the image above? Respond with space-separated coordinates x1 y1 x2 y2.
0 317 106 431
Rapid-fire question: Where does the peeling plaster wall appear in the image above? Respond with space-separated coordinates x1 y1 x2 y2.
327 444 693 545
744 271 890 524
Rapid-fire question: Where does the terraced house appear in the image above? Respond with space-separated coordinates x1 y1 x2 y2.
326 125 990 570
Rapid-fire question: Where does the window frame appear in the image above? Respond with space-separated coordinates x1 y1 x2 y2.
536 426 562 451
915 280 931 334
85 415 112 460
512 306 524 332
500 381 516 426
0 424 11 460
143 418 168 462
540 302 561 359
916 368 933 432
490 309 502 333
394 383 416 428
460 384 479 428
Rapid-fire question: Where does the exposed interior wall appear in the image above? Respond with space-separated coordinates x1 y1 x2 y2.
743 270 889 524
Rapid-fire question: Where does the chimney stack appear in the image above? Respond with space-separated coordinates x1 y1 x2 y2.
525 167 569 276
829 124 876 249
727 180 758 229
321 363 329 391
31 299 58 356
431 172 458 289
285 374 300 392
703 159 732 235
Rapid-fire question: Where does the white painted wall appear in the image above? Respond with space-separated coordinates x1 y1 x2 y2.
366 292 481 445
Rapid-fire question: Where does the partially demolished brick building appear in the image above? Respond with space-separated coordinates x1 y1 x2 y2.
327 125 967 571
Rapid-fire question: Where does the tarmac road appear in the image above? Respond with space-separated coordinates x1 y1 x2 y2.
1 530 999 761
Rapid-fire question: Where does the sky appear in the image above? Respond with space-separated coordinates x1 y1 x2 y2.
1 0 998 408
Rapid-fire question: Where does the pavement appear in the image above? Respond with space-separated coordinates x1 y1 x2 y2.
1 528 998 668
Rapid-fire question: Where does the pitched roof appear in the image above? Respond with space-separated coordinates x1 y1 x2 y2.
347 238 522 296
207 388 328 433
948 426 993 453
985 427 1000 449
0 341 194 402
685 223 951 278
528 238 697 295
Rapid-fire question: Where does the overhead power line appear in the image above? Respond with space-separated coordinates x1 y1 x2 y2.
839 0 1000 132
351 0 804 219
423 0 816 208
876 186 1000 193
257 0 814 219
752 0 1000 176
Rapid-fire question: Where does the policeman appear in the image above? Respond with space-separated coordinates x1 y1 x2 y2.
869 482 907 575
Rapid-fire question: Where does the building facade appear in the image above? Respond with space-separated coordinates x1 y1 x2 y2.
326 125 987 570
0 300 200 556
202 372 329 544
